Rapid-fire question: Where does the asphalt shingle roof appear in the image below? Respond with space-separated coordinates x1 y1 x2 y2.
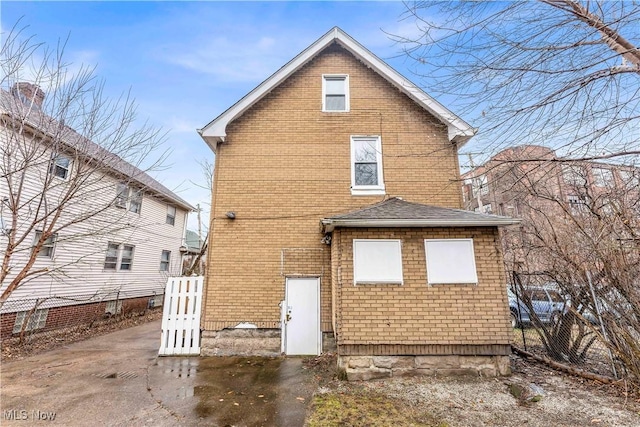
0 89 194 211
321 197 519 232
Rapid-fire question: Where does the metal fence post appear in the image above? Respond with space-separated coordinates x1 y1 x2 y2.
512 270 527 351
587 271 618 379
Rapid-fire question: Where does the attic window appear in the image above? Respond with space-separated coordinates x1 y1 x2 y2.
322 75 349 112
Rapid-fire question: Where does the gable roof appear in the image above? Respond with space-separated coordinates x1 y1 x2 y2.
0 90 194 211
321 197 520 232
198 27 476 152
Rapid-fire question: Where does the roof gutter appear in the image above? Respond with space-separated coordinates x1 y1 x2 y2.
321 217 521 233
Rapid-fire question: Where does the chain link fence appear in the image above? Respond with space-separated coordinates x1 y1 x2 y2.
509 271 640 381
0 291 164 349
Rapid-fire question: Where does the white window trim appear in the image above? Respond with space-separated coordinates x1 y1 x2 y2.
350 135 385 196
322 74 350 112
160 250 171 272
115 183 142 214
424 238 478 285
33 230 57 259
50 154 71 181
353 239 403 285
166 205 176 225
104 242 135 271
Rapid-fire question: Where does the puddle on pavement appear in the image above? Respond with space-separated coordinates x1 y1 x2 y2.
160 356 314 427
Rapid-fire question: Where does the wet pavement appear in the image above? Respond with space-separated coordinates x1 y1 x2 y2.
0 320 317 426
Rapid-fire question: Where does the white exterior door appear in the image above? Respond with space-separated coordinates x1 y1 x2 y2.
283 278 321 355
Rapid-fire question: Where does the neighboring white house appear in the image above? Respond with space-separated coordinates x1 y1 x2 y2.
0 83 194 338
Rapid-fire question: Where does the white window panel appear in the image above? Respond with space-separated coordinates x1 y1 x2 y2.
322 75 349 112
33 231 57 259
592 167 613 187
424 239 478 285
160 250 171 271
166 205 176 225
51 155 71 180
353 239 403 284
115 183 129 208
351 136 385 195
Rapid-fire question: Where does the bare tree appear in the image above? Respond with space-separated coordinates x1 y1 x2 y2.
481 148 640 383
0 24 167 304
393 1 640 162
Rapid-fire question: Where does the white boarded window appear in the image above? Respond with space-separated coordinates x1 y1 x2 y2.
424 239 478 285
322 75 349 112
353 239 403 284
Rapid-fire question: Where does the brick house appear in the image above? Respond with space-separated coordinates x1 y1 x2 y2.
198 27 519 379
461 144 640 276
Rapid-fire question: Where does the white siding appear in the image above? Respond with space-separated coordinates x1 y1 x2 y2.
0 126 190 313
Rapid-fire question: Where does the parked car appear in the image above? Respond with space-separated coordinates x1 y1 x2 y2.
508 287 567 328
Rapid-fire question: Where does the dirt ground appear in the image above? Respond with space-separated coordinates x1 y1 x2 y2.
305 354 640 427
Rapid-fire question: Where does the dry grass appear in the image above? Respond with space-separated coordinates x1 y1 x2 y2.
306 388 448 427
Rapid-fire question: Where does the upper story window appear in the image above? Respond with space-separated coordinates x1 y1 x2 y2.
50 154 71 180
166 205 176 225
104 242 135 271
592 167 613 187
115 183 142 213
33 230 57 258
562 165 587 188
129 190 142 213
322 75 349 112
351 136 384 195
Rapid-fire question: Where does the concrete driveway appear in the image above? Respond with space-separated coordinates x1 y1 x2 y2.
0 320 317 426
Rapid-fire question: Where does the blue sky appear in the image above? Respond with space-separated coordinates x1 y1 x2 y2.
1 1 450 232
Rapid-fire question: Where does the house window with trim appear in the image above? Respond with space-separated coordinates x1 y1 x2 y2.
351 136 384 195
592 167 613 188
13 308 49 333
115 183 142 213
568 194 588 214
166 205 176 225
50 154 71 180
562 165 587 187
115 183 129 208
33 231 57 258
160 250 171 271
353 239 403 284
104 242 135 271
424 239 478 285
129 190 142 213
322 75 349 112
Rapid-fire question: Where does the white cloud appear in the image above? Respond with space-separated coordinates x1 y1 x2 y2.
158 34 296 83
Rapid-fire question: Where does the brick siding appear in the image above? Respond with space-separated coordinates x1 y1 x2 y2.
203 44 464 332
332 227 512 350
0 296 152 339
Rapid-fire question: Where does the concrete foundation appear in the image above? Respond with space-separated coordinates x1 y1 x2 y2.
338 354 511 381
201 328 281 356
201 328 338 357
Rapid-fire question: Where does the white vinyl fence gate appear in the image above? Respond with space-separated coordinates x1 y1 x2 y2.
159 276 204 356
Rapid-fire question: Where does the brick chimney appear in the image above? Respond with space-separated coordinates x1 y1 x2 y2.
11 82 45 109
